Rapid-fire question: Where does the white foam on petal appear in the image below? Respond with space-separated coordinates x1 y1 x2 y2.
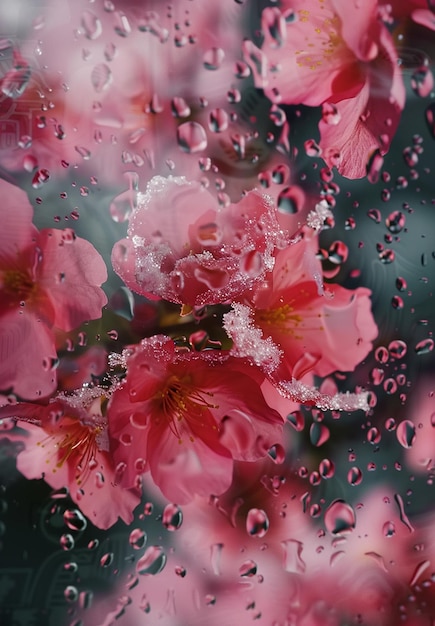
278 379 369 412
223 303 282 374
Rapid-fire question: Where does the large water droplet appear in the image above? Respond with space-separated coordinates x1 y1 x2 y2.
162 503 183 531
386 211 405 233
91 63 112 92
137 546 167 575
203 47 225 70
396 420 416 449
348 466 363 486
415 338 434 355
239 559 257 577
64 509 87 532
129 528 147 550
81 10 102 40
177 122 207 153
324 499 356 535
208 108 229 133
246 508 269 538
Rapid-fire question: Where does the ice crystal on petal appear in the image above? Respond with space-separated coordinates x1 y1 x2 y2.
223 303 283 374
278 379 369 412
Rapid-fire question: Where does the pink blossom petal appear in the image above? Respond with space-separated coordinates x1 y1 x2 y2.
36 228 108 331
0 309 57 399
331 0 379 61
147 425 233 504
0 180 36 265
412 8 435 31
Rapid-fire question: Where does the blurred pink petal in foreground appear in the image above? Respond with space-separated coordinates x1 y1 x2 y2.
0 180 107 399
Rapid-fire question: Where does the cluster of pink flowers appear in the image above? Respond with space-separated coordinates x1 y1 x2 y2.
0 0 434 622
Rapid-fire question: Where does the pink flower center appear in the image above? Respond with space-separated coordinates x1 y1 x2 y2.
38 419 104 485
3 269 36 302
295 9 348 71
255 303 323 339
158 375 219 442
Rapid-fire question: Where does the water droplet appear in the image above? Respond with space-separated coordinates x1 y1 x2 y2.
386 211 405 233
324 500 356 535
100 552 114 567
277 187 303 214
113 11 131 37
171 96 191 118
177 122 207 153
203 47 225 70
64 586 79 603
246 508 269 538
239 559 257 577
367 208 381 223
310 422 330 447
81 10 102 40
208 108 229 133
91 63 112 92
366 150 384 184
319 458 335 479
383 521 395 537
411 66 434 98
31 168 50 189
396 277 407 292
287 410 305 431
137 546 167 575
60 533 75 550
396 420 416 449
379 249 395 263
129 528 147 550
304 139 322 157
321 102 341 125
75 146 91 160
162 503 183 531
348 466 363 486
64 509 87 532
425 102 435 139
387 340 406 360
415 338 434 355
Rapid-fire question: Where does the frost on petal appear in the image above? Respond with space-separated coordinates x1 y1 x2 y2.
278 379 370 412
112 175 284 306
223 303 282 375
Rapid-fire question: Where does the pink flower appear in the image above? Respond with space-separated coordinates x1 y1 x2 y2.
227 233 377 380
388 0 435 31
108 335 284 503
254 0 405 178
0 388 140 529
112 175 283 307
0 180 107 399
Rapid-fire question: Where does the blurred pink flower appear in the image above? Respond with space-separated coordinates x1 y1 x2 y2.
0 180 107 399
108 335 284 503
0 389 140 528
255 0 405 178
112 175 283 307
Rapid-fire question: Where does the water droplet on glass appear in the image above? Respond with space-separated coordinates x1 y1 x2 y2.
348 466 363 486
75 146 91 160
137 545 167 575
64 586 79 603
321 102 341 125
396 420 416 449
415 338 434 355
177 122 207 153
310 422 330 447
129 528 147 550
287 410 305 431
425 102 435 138
411 66 434 98
203 47 225 70
383 521 396 537
277 187 302 214
100 552 114 567
367 208 381 223
319 458 335 479
208 108 229 133
162 503 183 531
64 509 87 532
324 499 356 535
246 508 269 538
366 150 384 184
386 211 405 233
304 139 322 157
239 559 257 577
32 168 50 189
91 63 112 92
60 533 75 550
81 10 102 39
388 340 407 359
113 11 131 36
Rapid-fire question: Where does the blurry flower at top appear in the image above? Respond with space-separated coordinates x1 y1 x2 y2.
112 175 284 308
0 387 141 529
225 232 378 382
108 335 284 504
252 0 405 178
0 180 107 400
388 0 435 31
